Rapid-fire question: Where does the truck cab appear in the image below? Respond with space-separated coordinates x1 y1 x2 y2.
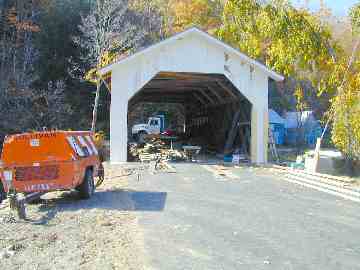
147 117 162 134
132 115 165 141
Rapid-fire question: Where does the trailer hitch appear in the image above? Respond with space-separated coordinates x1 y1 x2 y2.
8 191 45 220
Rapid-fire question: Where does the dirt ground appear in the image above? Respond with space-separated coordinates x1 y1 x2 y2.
0 164 145 270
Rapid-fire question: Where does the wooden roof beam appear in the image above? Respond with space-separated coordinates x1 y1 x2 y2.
206 85 225 103
198 88 217 105
144 81 214 88
192 92 208 106
216 80 238 99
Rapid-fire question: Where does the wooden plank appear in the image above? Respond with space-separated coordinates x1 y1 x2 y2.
129 93 189 104
157 72 220 82
198 89 216 104
192 92 207 105
145 81 214 89
224 109 242 154
206 85 224 103
272 165 355 183
243 126 251 156
238 105 250 155
216 80 238 99
141 87 207 93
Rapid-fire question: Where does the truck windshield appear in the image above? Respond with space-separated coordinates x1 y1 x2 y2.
150 120 158 126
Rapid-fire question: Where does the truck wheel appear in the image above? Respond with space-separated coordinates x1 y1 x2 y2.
78 169 95 199
138 131 147 144
0 182 6 204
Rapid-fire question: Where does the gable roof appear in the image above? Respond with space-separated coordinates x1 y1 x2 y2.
100 27 284 82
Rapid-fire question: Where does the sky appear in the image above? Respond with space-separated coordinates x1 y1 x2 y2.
293 0 359 16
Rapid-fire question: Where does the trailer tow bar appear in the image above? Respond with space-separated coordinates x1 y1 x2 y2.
9 192 45 220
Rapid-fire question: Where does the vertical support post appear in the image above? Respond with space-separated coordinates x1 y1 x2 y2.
251 106 268 164
224 109 242 154
263 108 269 164
91 80 101 132
110 98 128 163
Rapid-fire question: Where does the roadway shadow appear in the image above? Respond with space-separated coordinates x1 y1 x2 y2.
31 189 167 224
130 191 167 211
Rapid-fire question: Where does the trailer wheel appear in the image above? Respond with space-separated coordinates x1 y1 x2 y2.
0 182 6 204
16 201 26 220
78 169 95 199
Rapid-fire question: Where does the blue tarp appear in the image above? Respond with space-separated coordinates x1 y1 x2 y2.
285 125 322 146
269 109 286 145
269 109 322 146
270 123 285 145
283 111 323 146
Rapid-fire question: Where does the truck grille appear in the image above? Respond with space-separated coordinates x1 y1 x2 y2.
15 165 59 181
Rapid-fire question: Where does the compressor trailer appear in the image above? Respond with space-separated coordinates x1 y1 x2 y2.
0 131 104 219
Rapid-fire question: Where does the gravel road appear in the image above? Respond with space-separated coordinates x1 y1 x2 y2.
129 163 360 270
0 164 145 270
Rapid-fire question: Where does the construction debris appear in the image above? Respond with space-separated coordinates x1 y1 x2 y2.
182 146 201 161
129 137 187 163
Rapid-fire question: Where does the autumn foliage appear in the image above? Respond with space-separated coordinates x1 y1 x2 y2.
1 0 360 162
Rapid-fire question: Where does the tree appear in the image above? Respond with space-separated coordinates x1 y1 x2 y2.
0 0 40 140
167 0 223 33
217 0 344 140
0 79 73 135
34 0 89 85
32 0 94 131
75 0 145 132
331 69 360 166
329 2 360 172
0 0 78 141
350 1 360 34
293 83 310 149
218 0 337 83
129 0 164 42
136 0 223 36
0 0 40 91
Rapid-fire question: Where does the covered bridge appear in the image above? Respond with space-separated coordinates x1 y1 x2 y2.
99 27 283 164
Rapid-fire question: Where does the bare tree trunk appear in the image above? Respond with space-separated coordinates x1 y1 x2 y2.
345 111 354 176
295 112 303 155
91 81 101 132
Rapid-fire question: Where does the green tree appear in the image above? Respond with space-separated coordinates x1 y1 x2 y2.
168 0 223 33
218 0 337 82
75 0 146 131
330 2 360 171
34 0 93 130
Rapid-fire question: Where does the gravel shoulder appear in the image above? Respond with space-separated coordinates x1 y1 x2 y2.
0 164 145 270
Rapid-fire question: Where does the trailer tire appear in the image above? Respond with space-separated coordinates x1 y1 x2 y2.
16 201 26 220
0 182 6 204
78 169 95 199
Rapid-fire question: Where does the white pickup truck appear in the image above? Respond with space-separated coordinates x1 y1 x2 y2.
132 116 165 142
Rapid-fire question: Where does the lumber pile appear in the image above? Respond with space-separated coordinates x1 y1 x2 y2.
128 138 187 162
